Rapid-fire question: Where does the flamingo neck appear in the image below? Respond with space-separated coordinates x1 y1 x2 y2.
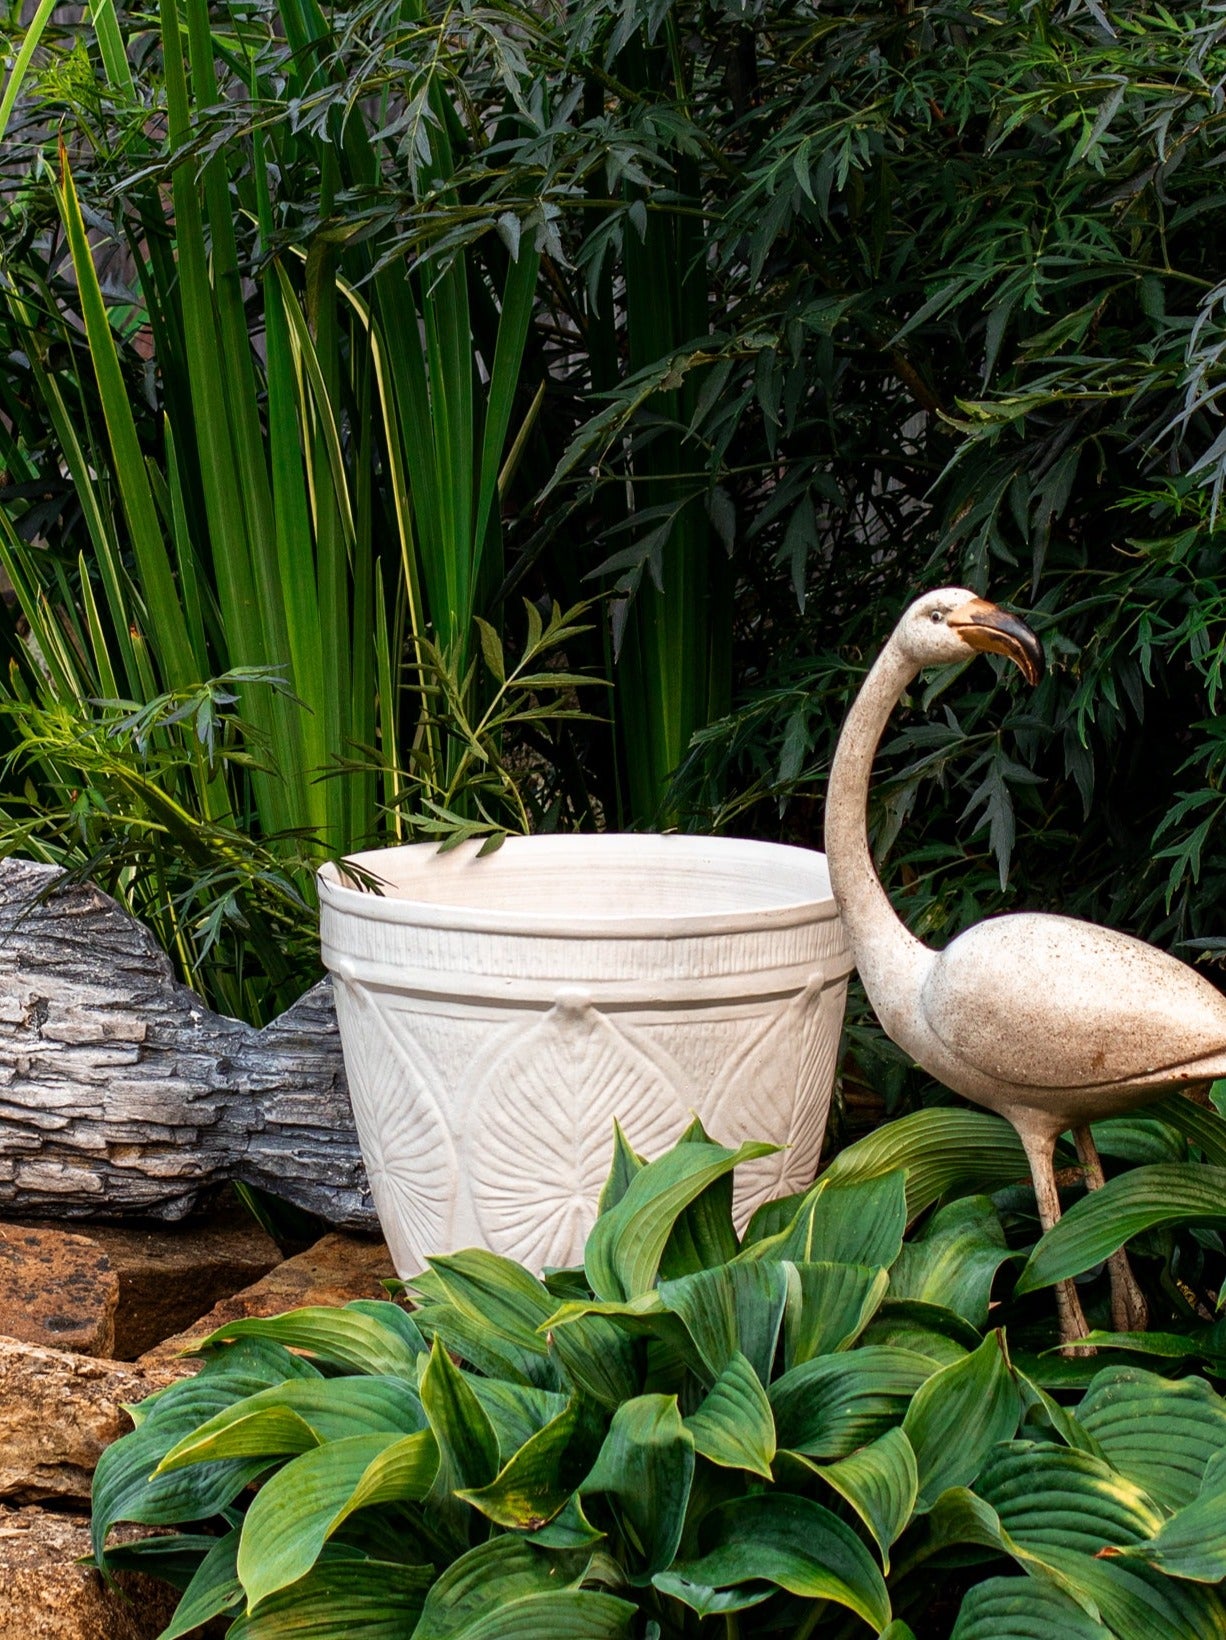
823 636 931 1036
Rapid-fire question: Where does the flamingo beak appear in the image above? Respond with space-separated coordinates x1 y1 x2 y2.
947 598 1045 686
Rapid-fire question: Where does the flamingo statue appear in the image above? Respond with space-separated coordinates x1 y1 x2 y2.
824 587 1226 1347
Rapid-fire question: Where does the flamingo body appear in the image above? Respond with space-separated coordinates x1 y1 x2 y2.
823 587 1226 1345
916 912 1226 1133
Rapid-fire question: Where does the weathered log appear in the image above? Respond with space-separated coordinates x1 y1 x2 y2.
0 858 377 1225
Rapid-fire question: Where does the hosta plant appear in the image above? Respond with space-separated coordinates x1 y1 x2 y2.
94 1113 1226 1637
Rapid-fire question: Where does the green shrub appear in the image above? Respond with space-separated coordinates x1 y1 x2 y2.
6 0 1225 983
0 0 563 1021
95 1113 1226 1637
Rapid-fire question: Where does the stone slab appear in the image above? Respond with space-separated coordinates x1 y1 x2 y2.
0 1226 118 1354
142 1230 393 1363
0 1335 191 1504
27 1209 282 1358
0 1506 182 1639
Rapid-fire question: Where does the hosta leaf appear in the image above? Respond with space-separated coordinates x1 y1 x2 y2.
468 1378 570 1461
1089 1115 1188 1165
195 1305 425 1376
414 1301 551 1387
423 1251 556 1356
889 1197 1014 1327
537 1296 697 1382
923 1486 1019 1562
458 1397 600 1530
157 1405 318 1472
1015 1166 1226 1294
1149 1094 1226 1167
657 1260 788 1384
771 1347 935 1460
1107 1449 1226 1581
818 1108 1028 1217
660 1493 891 1632
650 1575 774 1618
1060 1330 1225 1364
421 1336 500 1493
859 1298 982 1365
147 1341 323 1420
227 1550 433 1638
903 1331 1022 1509
740 1191 806 1249
581 1395 694 1580
546 1311 640 1408
811 1426 918 1572
682 1351 776 1479
93 1342 318 1566
423 1590 635 1639
90 1532 218 1590
659 1118 741 1278
525 1492 606 1549
159 1529 243 1639
597 1122 646 1216
804 1171 907 1267
1076 1367 1226 1510
749 1171 906 1268
157 1377 425 1471
344 1300 430 1356
925 1480 1224 1638
783 1260 890 1367
237 1430 438 1607
1010 1349 1118 1392
1047 1553 1226 1640
585 1140 777 1302
1017 1373 1103 1457
413 1534 605 1639
975 1441 1166 1557
950 1575 1114 1639
543 1294 666 1329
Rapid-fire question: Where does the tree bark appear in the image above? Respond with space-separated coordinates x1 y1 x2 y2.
0 859 376 1226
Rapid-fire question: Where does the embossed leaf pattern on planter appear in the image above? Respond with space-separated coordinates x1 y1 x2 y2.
468 995 693 1270
332 979 456 1275
707 980 843 1222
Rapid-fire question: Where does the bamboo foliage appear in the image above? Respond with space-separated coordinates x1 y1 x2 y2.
0 0 549 1016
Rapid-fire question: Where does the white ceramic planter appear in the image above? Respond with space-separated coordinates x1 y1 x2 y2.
318 835 851 1277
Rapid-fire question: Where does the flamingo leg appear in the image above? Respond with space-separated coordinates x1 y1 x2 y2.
1017 1126 1093 1354
1072 1125 1149 1334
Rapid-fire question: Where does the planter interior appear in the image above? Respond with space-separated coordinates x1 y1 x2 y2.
319 835 851 1276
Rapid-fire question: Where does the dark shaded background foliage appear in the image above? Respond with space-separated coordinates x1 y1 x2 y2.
2 0 1225 1068
513 0 1226 1120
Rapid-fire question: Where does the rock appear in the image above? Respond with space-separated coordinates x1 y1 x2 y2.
0 1226 118 1354
143 1230 393 1363
28 1210 282 1359
0 857 375 1227
0 1505 181 1639
0 1335 191 1503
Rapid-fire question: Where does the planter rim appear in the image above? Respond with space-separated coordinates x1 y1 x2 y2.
317 834 837 941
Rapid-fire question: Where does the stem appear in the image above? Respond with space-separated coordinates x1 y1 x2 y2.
791 1600 831 1640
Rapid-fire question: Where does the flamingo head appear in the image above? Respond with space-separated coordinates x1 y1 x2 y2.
898 588 1045 686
